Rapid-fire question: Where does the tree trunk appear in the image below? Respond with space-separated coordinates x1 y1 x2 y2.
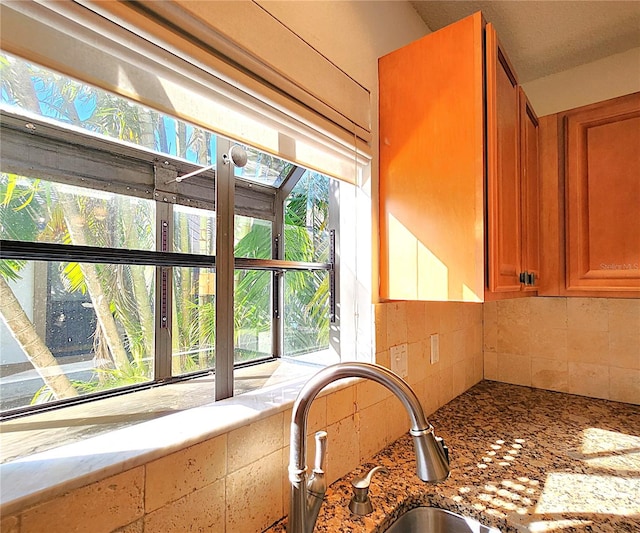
0 277 79 399
61 197 130 369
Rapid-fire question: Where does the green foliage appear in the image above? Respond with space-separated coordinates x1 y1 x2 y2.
2 51 335 411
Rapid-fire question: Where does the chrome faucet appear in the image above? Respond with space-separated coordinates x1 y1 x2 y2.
287 362 450 533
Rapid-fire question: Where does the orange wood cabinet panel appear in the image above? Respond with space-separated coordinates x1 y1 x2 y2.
379 12 540 302
378 12 485 302
486 23 522 293
519 88 541 292
539 92 640 297
566 92 640 292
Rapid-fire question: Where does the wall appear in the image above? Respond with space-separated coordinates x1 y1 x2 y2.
1 300 482 533
522 46 640 116
483 297 640 404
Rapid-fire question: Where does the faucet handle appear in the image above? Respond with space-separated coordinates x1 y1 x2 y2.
436 435 450 463
349 465 389 515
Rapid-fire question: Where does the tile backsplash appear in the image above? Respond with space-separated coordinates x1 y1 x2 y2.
483 297 640 404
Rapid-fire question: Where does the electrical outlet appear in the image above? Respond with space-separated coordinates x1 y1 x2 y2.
430 334 439 364
390 343 408 378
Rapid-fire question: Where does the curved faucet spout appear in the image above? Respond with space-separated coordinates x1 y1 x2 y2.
287 362 450 533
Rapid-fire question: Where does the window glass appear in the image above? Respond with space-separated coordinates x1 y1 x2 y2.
172 266 216 375
234 215 272 259
0 174 156 251
234 270 272 363
173 204 216 255
0 260 155 411
1 51 215 166
233 144 294 188
283 270 329 357
284 170 330 263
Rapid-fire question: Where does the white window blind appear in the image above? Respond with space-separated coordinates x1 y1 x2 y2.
0 0 371 183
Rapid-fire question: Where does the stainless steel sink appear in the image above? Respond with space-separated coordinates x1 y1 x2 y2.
383 507 501 533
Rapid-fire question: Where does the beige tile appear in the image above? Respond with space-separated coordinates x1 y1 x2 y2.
483 300 498 329
418 375 440 417
529 297 567 329
497 298 530 328
374 303 388 353
424 301 443 334
567 329 609 364
474 352 484 384
452 360 468 398
610 367 640 405
113 520 144 533
327 385 355 425
609 331 640 369
386 301 408 347
531 358 568 392
406 301 427 343
145 434 226 512
438 331 454 369
145 479 225 533
281 445 292 518
497 323 530 356
326 414 360 483
466 302 483 327
483 301 498 353
21 467 144 533
452 329 467 364
383 394 412 443
567 298 609 331
0 515 19 533
470 324 483 358
608 298 640 335
226 449 284 533
568 362 610 400
437 366 454 407
356 377 390 410
440 302 464 333
228 412 283 473
484 352 498 381
358 400 392 463
497 353 532 387
530 327 568 360
407 340 428 385
376 348 391 369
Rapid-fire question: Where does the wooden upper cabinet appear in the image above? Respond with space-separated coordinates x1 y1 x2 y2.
565 93 640 292
520 88 541 291
379 12 485 302
486 23 522 293
378 13 540 302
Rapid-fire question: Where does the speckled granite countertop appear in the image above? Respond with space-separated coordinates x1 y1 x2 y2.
267 381 640 533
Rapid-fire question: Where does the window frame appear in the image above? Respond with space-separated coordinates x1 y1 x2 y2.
0 108 337 418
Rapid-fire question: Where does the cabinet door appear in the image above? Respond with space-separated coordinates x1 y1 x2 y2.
519 88 540 291
486 23 521 292
379 12 485 302
566 93 640 291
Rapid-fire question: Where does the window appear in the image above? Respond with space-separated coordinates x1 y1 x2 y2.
0 52 343 416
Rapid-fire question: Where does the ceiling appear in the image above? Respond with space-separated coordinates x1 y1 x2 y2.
410 1 640 83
